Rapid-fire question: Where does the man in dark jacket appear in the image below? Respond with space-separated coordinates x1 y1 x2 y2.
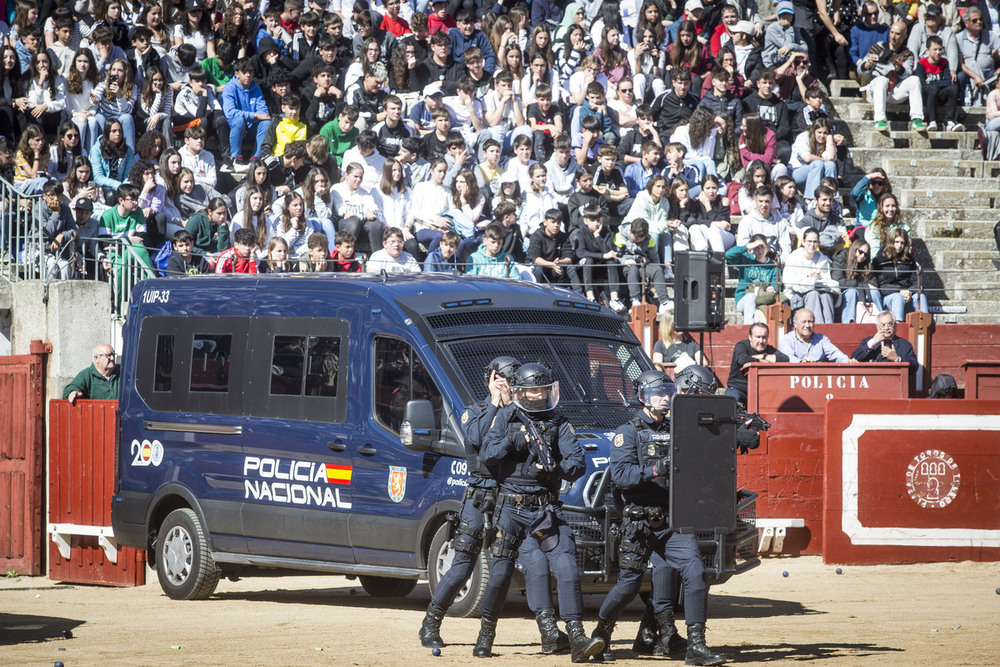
64 343 120 403
850 311 918 373
741 68 792 161
652 68 700 138
725 323 789 406
528 209 579 289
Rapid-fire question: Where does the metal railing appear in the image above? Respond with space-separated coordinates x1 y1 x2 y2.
0 174 44 283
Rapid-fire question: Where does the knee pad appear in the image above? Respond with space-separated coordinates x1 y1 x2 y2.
490 528 523 560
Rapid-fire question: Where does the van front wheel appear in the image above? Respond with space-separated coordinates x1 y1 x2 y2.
156 508 221 600
358 576 417 597
427 521 488 618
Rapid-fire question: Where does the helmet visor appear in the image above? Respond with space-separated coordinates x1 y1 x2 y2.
639 380 676 406
513 381 560 412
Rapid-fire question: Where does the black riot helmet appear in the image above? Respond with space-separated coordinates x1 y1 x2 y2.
674 364 718 395
484 356 521 388
511 363 560 412
634 370 676 415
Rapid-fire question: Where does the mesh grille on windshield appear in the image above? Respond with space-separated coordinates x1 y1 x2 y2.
426 308 633 340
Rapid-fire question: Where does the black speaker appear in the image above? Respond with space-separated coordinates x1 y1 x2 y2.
673 251 725 332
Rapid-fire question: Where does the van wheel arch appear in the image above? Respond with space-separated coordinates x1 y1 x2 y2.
145 488 209 569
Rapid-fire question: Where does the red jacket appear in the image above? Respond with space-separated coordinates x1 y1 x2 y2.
215 248 259 274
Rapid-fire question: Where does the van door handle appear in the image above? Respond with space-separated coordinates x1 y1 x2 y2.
327 441 346 452
357 444 377 456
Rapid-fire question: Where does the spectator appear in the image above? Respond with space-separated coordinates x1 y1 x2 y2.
366 226 421 273
595 24 630 90
63 343 119 403
799 183 846 256
728 21 763 86
13 123 51 195
319 104 360 168
592 144 632 222
873 227 929 322
907 3 959 68
174 0 216 60
864 192 909 260
90 118 135 200
179 125 217 189
328 156 375 237
698 66 744 136
742 67 792 162
630 27 667 103
185 195 232 257
410 156 452 256
689 174 734 252
849 2 891 73
739 112 787 180
850 310 918 372
652 68 699 139
259 236 292 273
956 7 1000 105
763 2 809 68
652 311 706 373
783 227 839 323
778 307 853 362
527 207 577 288
422 229 460 272
725 323 789 406
99 182 156 276
736 185 793 259
772 175 805 232
613 217 672 313
861 21 925 131
916 35 964 131
623 174 674 259
449 9 496 71
623 140 663 197
850 169 892 229
92 58 138 146
260 95 308 159
222 58 271 166
216 227 259 273
666 19 714 93
567 167 609 232
569 202 619 303
166 229 211 275
670 106 719 182
833 238 884 323
36 179 78 280
468 221 520 278
372 158 412 234
330 230 362 272
726 234 781 324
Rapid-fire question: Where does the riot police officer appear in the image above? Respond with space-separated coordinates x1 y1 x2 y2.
591 370 726 666
476 363 605 662
419 357 570 655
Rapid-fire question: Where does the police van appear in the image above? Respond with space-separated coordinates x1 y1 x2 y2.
112 274 757 612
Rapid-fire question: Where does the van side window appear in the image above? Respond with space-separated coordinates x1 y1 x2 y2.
191 334 232 393
270 335 341 397
154 335 174 392
374 337 443 434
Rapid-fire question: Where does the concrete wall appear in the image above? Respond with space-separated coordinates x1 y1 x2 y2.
9 280 114 404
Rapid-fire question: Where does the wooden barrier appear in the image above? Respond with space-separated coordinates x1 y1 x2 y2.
48 400 146 586
823 399 1000 564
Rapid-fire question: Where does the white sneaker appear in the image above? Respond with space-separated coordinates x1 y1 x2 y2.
608 298 627 314
926 121 938 131
946 121 965 132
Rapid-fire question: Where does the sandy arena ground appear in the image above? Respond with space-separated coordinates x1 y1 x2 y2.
1 556 998 666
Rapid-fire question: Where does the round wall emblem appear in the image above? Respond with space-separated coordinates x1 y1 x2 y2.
905 450 960 508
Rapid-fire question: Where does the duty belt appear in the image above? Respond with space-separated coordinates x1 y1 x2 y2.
502 491 557 507
625 505 667 522
464 485 497 501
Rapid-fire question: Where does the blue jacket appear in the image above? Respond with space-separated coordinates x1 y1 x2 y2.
849 22 890 69
422 246 459 273
222 78 269 125
90 144 136 191
448 27 497 72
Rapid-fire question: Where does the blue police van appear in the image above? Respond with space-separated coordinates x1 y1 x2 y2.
112 274 757 612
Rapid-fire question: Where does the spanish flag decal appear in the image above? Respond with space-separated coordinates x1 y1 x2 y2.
326 464 353 485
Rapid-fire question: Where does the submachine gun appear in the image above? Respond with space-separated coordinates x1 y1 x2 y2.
515 411 558 473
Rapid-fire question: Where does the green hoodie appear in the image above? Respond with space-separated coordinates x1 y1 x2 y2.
63 364 120 400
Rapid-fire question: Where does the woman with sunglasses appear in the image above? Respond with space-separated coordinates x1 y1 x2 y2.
849 168 892 229
832 238 883 323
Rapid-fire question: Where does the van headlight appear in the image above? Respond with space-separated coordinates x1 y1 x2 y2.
400 420 413 447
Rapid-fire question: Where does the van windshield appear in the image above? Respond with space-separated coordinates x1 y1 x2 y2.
445 337 650 430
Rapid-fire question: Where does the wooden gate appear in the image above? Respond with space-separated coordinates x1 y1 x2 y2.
0 354 45 575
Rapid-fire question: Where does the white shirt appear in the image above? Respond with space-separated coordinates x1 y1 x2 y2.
366 248 421 273
341 148 386 192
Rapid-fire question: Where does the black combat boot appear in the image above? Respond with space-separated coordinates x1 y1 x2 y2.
590 618 615 662
684 623 725 666
418 604 445 648
536 608 570 654
631 604 657 654
654 610 688 656
473 618 497 658
566 620 604 663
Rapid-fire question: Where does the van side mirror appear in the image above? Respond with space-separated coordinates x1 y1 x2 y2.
401 400 439 451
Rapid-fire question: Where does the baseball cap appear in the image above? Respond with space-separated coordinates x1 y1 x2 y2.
732 20 755 36
925 3 943 17
422 82 444 97
777 1 794 15
684 0 704 12
186 0 204 12
73 197 94 212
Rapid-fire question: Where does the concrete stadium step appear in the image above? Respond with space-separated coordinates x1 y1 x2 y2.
838 119 974 137
848 147 982 171
915 236 999 253
829 80 862 98
937 250 1000 271
901 206 998 223
833 100 987 125
919 220 999 239
899 189 1000 208
858 129 977 150
883 158 1000 178
884 175 1000 191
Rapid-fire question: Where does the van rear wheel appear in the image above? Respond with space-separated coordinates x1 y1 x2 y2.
156 508 221 600
427 521 488 618
358 576 417 597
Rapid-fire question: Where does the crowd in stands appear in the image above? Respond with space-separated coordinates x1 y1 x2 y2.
5 0 991 322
